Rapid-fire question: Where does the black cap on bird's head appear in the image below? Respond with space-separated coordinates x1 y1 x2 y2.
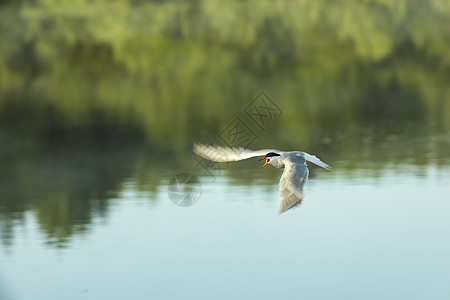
265 152 281 158
258 152 281 168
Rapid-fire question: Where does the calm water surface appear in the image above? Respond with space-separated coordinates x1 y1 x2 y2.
1 161 450 300
1 1 450 299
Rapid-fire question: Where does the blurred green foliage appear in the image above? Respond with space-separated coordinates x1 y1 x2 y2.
1 0 449 144
0 0 449 247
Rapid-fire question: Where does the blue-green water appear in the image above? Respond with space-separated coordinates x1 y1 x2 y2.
1 165 450 300
1 0 450 299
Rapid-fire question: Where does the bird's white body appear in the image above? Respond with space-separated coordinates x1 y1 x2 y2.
193 144 331 213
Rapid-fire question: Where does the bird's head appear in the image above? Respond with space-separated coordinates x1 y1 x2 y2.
258 152 282 168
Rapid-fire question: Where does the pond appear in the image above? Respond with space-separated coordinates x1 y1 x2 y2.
0 1 449 299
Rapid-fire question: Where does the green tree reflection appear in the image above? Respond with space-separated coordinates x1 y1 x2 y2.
0 0 449 247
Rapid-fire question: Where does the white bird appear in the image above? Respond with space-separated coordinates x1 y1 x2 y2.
193 144 331 214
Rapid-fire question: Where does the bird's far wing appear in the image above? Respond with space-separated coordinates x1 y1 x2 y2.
278 155 309 214
193 144 277 162
297 152 332 170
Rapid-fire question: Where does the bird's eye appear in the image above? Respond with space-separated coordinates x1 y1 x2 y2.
267 159 270 162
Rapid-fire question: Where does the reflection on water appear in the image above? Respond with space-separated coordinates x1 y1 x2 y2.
0 0 450 299
1 172 450 300
0 119 448 248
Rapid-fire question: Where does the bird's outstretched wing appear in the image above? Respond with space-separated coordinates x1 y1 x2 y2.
193 144 277 162
296 152 332 170
278 154 309 214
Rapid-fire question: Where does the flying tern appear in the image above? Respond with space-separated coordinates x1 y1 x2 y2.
193 144 331 214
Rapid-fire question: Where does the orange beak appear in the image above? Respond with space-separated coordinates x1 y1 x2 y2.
259 157 269 168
